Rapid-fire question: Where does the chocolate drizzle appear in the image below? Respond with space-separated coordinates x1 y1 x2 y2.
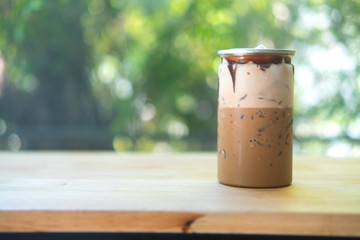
226 55 292 64
240 94 248 100
257 63 271 71
227 60 237 92
223 54 292 93
258 97 278 103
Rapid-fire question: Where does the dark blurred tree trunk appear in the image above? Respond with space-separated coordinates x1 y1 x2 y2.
0 1 111 149
26 2 96 126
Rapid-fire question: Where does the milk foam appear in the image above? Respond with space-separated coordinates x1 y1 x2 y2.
218 59 294 108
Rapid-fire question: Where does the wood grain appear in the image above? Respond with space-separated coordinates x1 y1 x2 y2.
0 152 359 236
0 211 203 233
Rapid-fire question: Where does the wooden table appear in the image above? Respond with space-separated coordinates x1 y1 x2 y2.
0 152 359 237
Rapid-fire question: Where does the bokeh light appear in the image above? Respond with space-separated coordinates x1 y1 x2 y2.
0 119 6 135
0 0 359 155
8 133 21 152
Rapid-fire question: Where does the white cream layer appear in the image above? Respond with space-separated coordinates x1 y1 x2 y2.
218 60 294 108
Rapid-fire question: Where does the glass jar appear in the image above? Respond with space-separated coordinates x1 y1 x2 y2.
217 46 295 187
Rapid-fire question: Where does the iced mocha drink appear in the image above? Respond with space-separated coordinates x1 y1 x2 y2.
217 46 295 188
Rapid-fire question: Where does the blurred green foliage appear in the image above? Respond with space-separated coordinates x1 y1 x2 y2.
0 0 359 155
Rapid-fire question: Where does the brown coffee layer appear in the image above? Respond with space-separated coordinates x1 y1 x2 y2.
218 107 293 187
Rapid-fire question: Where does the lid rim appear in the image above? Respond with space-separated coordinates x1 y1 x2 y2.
217 48 296 57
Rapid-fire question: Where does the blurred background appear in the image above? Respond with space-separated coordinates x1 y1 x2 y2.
0 0 359 156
